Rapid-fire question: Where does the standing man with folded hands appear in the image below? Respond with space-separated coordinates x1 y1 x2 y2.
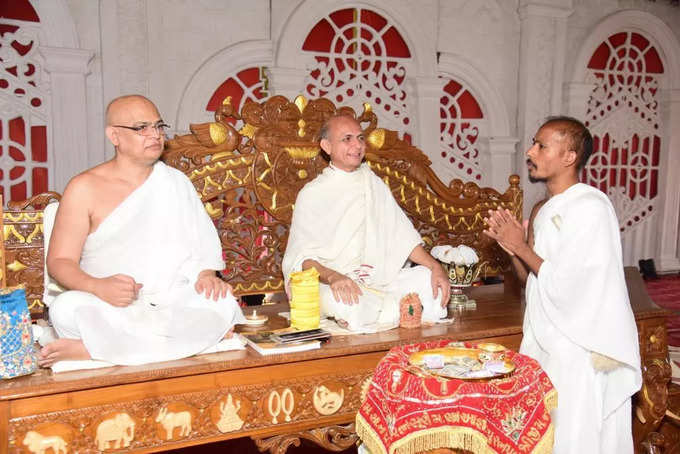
484 116 641 453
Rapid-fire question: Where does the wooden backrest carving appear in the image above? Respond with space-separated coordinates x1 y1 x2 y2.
0 196 5 288
2 192 61 319
162 95 522 296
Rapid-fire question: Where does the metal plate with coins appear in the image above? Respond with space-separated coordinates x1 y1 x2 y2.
407 342 515 380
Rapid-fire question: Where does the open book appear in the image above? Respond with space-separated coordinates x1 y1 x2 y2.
240 331 321 356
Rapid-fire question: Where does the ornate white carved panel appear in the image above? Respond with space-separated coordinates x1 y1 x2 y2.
438 77 484 182
301 7 414 138
583 31 663 252
569 10 680 271
0 20 50 202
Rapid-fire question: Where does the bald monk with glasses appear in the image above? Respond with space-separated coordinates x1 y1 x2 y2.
39 95 245 367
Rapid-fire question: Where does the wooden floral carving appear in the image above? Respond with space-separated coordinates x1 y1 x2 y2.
8 371 372 452
2 192 60 320
252 423 358 454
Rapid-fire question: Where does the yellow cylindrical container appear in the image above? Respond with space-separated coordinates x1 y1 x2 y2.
289 267 321 330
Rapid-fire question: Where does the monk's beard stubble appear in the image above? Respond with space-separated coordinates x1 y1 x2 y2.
527 159 544 184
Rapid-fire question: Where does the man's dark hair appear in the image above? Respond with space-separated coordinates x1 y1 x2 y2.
543 116 593 170
319 118 332 141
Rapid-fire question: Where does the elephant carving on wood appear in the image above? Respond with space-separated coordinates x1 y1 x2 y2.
95 412 136 450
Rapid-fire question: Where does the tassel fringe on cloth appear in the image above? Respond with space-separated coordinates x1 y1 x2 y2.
356 340 558 454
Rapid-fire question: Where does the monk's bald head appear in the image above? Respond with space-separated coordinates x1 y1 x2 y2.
106 95 160 126
319 114 365 172
319 114 359 141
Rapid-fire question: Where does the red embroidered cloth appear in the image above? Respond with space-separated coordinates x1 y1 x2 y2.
356 340 557 454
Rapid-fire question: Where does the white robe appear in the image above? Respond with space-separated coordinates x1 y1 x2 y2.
48 161 245 365
521 183 642 453
282 163 446 332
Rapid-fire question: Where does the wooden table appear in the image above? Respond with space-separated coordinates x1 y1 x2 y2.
0 270 671 453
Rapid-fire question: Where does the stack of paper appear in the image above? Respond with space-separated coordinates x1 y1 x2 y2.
240 332 321 356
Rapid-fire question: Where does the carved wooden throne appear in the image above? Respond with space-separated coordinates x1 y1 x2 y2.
162 95 522 298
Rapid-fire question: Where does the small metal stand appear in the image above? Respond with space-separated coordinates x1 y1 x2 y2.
441 260 486 312
448 286 477 312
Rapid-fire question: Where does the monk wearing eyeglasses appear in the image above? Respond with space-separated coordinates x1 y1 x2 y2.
38 94 245 367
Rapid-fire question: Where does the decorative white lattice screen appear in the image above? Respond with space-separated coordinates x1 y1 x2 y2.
439 77 485 181
301 8 413 140
583 31 663 235
0 15 49 203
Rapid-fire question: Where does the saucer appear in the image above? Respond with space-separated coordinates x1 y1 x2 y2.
243 315 268 326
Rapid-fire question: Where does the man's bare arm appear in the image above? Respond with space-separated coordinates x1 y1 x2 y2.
408 244 450 306
46 175 141 306
301 259 362 305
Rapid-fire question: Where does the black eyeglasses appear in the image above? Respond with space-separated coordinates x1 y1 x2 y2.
113 121 170 136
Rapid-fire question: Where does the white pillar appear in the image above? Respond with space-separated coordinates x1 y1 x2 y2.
485 137 520 191
516 1 572 216
39 46 94 194
657 88 680 271
266 67 308 100
413 76 447 180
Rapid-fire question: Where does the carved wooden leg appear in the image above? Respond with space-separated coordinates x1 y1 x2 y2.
634 358 672 453
640 432 665 454
252 423 358 454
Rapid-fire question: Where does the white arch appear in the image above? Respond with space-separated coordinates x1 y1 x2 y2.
175 40 274 130
438 52 511 137
571 10 680 87
33 0 79 48
437 52 517 189
569 9 680 271
275 0 431 75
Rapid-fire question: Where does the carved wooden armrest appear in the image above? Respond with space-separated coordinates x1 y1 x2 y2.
6 191 61 210
665 408 680 425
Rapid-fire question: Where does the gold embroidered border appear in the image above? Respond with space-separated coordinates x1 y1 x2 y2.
530 423 555 454
544 389 558 413
357 412 497 454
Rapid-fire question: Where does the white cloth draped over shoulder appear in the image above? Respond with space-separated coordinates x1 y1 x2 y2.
48 161 245 366
282 163 446 331
521 183 641 453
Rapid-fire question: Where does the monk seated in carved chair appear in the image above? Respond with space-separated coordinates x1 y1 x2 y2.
282 114 451 332
162 95 520 334
36 95 245 368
